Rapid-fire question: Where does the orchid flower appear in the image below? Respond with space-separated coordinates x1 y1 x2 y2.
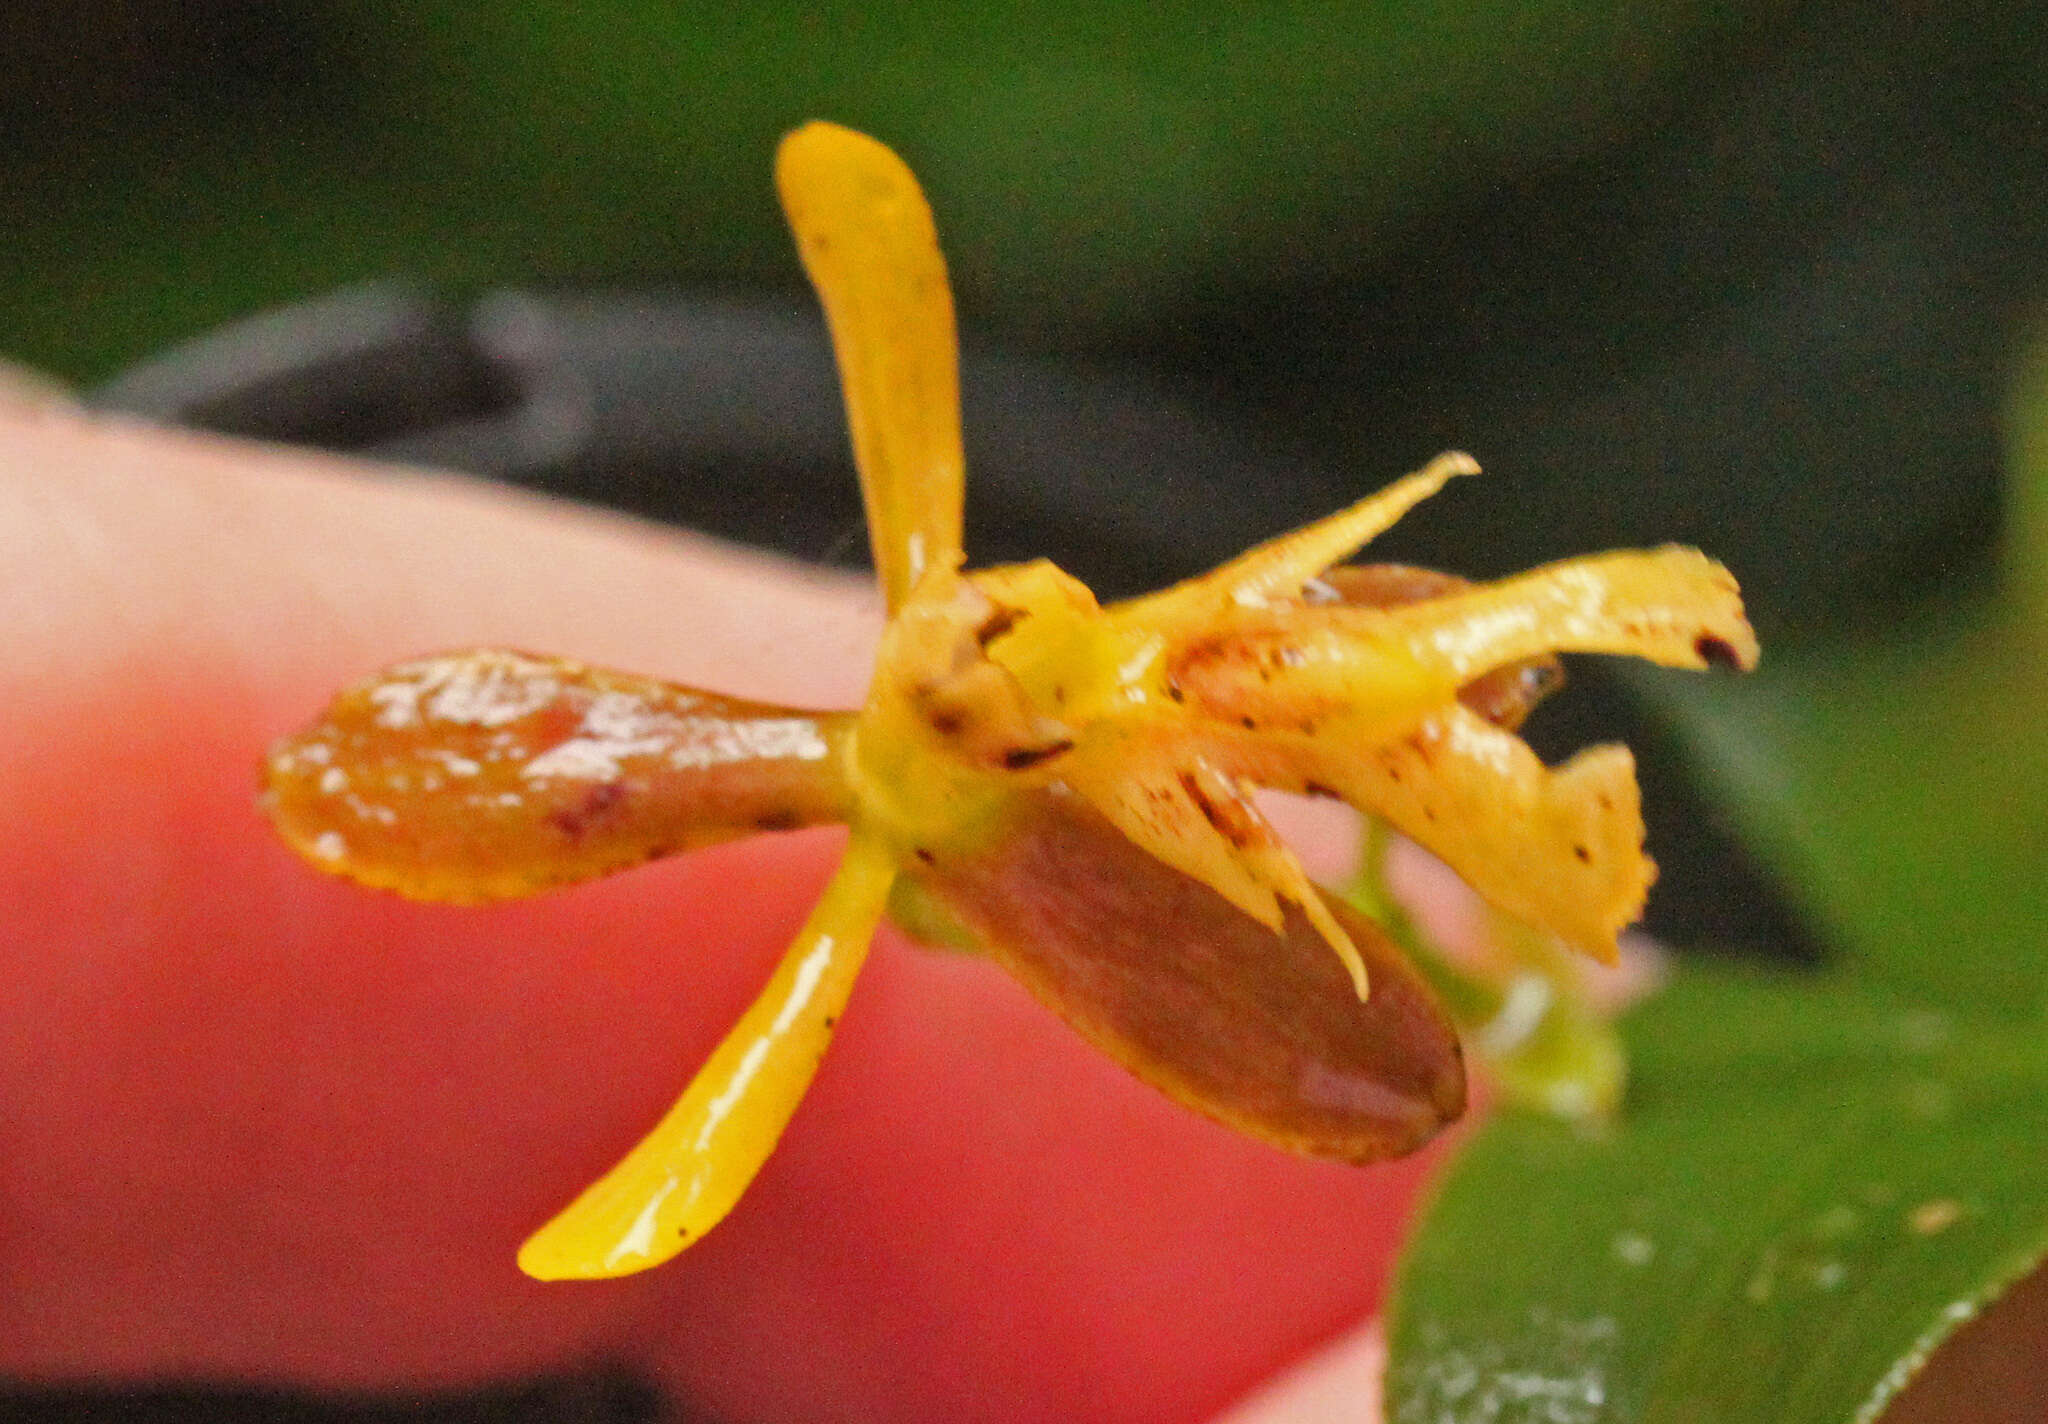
263 122 1757 1281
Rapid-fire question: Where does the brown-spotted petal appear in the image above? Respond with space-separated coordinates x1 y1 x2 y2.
778 121 965 610
263 649 855 902
901 787 1465 1163
1056 727 1371 997
1163 545 1753 758
1172 547 1752 741
1054 727 1285 935
1370 545 1759 682
1293 705 1651 965
1319 564 1562 731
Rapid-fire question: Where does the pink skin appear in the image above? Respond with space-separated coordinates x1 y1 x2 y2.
0 407 1451 1422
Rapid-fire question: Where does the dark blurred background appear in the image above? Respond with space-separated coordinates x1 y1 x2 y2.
7 3 2046 1417
14 3 2045 627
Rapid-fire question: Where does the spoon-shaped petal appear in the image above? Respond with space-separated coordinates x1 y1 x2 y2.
263 650 855 902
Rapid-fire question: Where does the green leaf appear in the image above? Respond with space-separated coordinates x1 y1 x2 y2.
1386 334 2048 1421
1387 963 2048 1423
1632 610 2048 1022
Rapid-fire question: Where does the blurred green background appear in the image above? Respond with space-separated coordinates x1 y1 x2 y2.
14 2 1794 369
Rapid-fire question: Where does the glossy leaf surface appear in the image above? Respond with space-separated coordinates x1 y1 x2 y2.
1388 964 2048 1424
906 788 1465 1164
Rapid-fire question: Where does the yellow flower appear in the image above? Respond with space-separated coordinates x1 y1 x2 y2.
264 122 1756 1281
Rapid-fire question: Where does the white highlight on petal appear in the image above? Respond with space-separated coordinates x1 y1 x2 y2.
371 652 563 729
605 1177 679 1273
690 932 838 1154
519 688 831 783
1427 604 1539 679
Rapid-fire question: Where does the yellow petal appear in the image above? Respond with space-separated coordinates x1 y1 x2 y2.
1171 758 1368 998
1127 451 1477 627
1060 732 1280 931
778 122 965 610
1373 545 1759 682
1315 563 1564 731
518 831 897 1279
1058 731 1369 996
1305 706 1651 963
1165 545 1752 746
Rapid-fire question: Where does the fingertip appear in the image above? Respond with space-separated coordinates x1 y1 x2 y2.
2 409 1459 1414
0 407 879 723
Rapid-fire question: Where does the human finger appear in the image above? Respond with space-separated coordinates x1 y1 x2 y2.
0 408 1451 1421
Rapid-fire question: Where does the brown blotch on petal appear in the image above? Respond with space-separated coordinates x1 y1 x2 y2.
1457 655 1565 731
907 789 1465 1163
1001 739 1075 772
1177 770 1254 848
1319 563 1472 609
549 781 628 841
974 604 1022 647
1695 633 1743 670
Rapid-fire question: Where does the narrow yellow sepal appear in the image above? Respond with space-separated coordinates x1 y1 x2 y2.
1129 451 1479 627
777 121 965 611
517 832 897 1280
